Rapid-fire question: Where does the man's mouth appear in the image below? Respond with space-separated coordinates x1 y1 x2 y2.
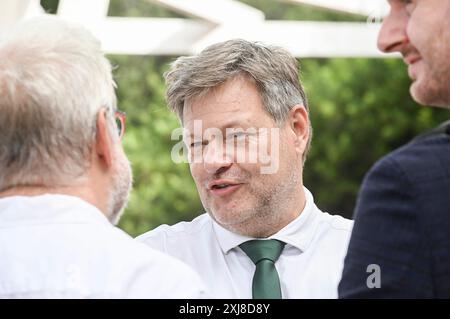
208 180 244 197
403 54 422 66
212 184 232 189
407 58 423 81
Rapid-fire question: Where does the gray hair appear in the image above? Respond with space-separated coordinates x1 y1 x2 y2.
0 16 117 191
164 39 312 160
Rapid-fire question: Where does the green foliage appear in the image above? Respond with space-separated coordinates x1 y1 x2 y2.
40 0 59 14
108 0 184 18
300 58 450 216
109 55 203 236
240 0 365 21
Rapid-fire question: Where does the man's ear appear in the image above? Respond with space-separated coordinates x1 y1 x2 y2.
95 108 114 169
287 105 310 154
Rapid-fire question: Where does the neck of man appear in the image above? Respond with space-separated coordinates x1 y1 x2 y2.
0 183 110 220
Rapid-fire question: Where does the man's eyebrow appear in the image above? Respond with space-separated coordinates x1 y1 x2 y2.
220 121 246 129
183 119 255 138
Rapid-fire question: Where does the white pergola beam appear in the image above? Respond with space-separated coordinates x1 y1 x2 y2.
0 0 43 30
59 18 392 58
93 18 211 55
57 0 110 22
0 0 44 39
285 0 389 17
0 0 397 58
0 0 31 25
23 0 45 18
191 21 390 58
151 0 265 24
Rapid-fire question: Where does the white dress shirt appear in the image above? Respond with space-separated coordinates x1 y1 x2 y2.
0 194 207 298
137 188 353 299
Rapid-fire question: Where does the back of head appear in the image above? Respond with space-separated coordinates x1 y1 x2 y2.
0 16 117 192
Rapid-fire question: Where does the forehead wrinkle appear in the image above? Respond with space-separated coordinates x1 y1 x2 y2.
183 75 271 131
184 75 259 117
185 113 253 135
184 97 246 127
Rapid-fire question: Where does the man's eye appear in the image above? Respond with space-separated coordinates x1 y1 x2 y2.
402 0 415 12
190 141 204 148
230 132 246 139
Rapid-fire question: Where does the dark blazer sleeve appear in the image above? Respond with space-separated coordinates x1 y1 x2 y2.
338 154 433 298
339 123 450 298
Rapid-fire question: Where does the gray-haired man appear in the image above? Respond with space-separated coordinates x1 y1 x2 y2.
0 16 206 298
137 39 353 298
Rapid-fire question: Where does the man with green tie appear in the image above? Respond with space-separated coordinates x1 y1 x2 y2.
137 39 353 298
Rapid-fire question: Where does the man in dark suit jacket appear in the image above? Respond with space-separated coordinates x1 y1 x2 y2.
339 0 450 298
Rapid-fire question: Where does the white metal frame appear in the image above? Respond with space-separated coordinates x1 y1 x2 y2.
0 0 394 57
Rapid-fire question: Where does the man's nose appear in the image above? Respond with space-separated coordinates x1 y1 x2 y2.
203 141 233 175
377 9 409 53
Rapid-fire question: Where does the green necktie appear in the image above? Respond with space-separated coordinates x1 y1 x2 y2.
239 239 286 299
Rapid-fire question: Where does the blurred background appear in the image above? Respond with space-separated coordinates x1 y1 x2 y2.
4 0 450 237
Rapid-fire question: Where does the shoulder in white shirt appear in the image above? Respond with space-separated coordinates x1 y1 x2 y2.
136 187 353 299
0 194 207 299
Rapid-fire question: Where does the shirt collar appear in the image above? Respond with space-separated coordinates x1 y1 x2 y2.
0 194 110 227
212 187 320 254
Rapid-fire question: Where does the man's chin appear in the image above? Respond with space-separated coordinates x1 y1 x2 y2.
211 210 239 225
410 79 449 108
410 81 423 104
410 77 430 105
210 208 249 228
